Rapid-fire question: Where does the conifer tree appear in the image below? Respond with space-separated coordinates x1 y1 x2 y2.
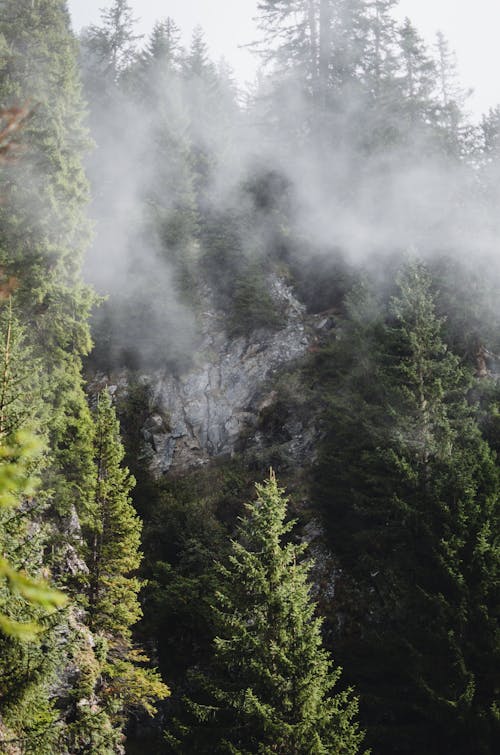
252 1 400 146
0 0 97 520
183 25 215 80
182 25 218 128
87 390 169 731
253 0 330 91
128 17 183 106
140 17 183 76
351 0 403 151
328 0 367 93
434 31 469 150
397 18 437 129
481 105 500 159
361 0 400 98
84 0 143 81
0 298 67 753
167 472 366 754
316 260 500 754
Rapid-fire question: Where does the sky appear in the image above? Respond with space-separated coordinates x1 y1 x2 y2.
68 0 500 119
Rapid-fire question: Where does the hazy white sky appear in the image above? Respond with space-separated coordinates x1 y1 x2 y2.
68 0 500 118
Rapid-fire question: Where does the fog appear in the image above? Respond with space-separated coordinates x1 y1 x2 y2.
78 0 500 369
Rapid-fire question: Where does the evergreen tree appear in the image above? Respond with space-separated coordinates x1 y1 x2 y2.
354 0 408 152
253 0 316 77
481 105 500 159
143 64 199 294
315 260 500 754
126 18 182 104
137 17 183 83
0 32 101 741
0 297 45 443
397 18 437 130
328 0 367 95
361 0 400 99
434 31 469 151
84 0 143 82
253 0 350 98
252 0 334 129
88 391 141 637
183 25 215 80
180 26 223 209
251 0 321 144
0 298 67 753
478 105 500 227
0 0 97 520
167 472 366 754
251 1 400 149
87 390 169 732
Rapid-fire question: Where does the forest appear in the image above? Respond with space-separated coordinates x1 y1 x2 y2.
0 0 499 753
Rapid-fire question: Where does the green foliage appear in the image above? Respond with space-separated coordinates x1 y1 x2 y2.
0 623 61 753
0 431 66 640
0 448 63 752
0 1 168 751
0 298 45 443
0 298 69 751
0 1 497 752
0 298 66 639
84 0 143 82
315 260 500 753
87 390 141 637
167 472 366 754
0 0 97 523
86 390 169 730
230 263 285 336
137 461 250 685
143 18 183 71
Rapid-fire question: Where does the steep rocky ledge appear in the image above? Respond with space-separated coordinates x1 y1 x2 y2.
95 278 333 476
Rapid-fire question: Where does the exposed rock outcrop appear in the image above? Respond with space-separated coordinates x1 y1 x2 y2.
91 277 338 479
142 278 312 475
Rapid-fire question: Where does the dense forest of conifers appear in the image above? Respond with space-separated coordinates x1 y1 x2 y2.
0 1 499 753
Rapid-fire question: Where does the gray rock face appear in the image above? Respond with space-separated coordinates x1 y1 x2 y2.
138 279 312 475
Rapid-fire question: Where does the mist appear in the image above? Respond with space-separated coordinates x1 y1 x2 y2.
79 1 500 372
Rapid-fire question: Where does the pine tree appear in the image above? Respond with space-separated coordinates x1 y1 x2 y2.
251 1 400 147
87 390 169 731
84 0 143 82
0 21 100 738
138 17 183 81
183 25 215 80
434 31 469 151
253 1 332 112
0 297 45 443
167 472 366 754
481 105 500 159
328 0 367 94
361 0 400 99
478 105 500 231
0 0 97 520
251 0 323 146
0 2 169 749
315 260 500 753
397 18 437 129
253 0 315 76
182 25 218 134
0 298 67 753
351 0 405 152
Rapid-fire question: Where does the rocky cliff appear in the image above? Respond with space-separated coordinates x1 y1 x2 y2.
98 277 333 478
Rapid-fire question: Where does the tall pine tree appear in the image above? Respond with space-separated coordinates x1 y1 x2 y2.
315 260 500 754
167 472 366 754
0 298 67 753
0 0 97 522
87 390 169 735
